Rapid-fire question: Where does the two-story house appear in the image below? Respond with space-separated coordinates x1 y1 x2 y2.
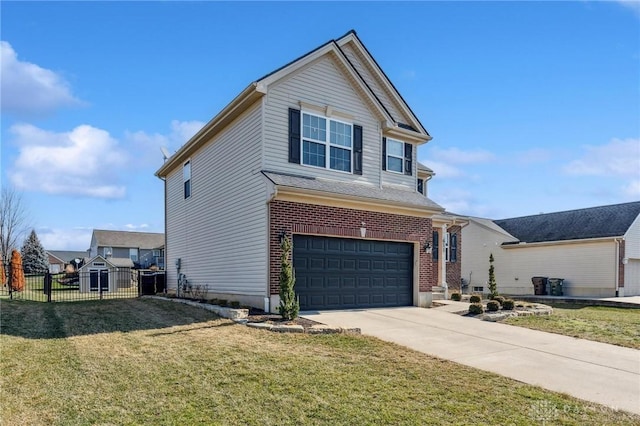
156 30 462 312
89 229 165 269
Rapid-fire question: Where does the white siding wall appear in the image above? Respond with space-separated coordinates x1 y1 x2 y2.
461 221 516 292
624 214 640 259
502 242 617 297
164 102 268 299
263 55 417 192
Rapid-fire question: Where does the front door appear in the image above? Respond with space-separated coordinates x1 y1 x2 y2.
89 269 109 292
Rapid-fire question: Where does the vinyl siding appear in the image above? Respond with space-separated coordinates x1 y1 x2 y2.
164 101 268 296
263 55 382 188
624 260 640 296
340 43 408 125
503 242 617 297
623 214 640 259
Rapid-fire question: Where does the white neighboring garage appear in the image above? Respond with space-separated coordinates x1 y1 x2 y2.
462 202 640 297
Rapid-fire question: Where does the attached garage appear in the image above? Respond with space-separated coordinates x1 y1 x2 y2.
293 235 414 310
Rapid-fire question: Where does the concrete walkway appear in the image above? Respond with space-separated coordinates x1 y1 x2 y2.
301 306 640 415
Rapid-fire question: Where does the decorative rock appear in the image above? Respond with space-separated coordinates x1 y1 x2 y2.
246 322 274 330
271 324 304 333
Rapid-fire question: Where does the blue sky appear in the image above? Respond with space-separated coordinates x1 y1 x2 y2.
2 1 639 250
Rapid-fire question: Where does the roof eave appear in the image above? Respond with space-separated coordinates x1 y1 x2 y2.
156 83 265 177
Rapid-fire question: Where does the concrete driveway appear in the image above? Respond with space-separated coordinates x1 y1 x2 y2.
302 306 640 415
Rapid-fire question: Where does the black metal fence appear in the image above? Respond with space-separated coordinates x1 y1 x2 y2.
0 269 165 303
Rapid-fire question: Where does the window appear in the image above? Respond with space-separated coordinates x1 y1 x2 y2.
444 232 458 263
103 247 112 257
183 161 191 199
129 248 139 262
444 232 450 262
432 231 439 260
386 139 404 173
152 249 161 258
417 178 424 195
301 112 352 172
382 138 412 175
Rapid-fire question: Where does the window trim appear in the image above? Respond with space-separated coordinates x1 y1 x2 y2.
385 138 404 174
183 160 192 199
300 111 353 174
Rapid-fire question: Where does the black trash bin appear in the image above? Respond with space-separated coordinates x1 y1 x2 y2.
532 276 548 295
548 278 564 296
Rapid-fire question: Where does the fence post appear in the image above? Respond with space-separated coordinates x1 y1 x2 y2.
44 272 52 302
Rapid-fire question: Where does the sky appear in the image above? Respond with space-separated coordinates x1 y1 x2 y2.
1 1 639 251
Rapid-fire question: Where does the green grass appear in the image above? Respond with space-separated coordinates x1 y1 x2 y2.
1 299 638 425
504 303 640 349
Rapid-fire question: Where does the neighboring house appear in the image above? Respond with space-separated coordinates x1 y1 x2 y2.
78 255 135 293
89 230 165 269
156 30 463 312
462 201 640 297
46 250 88 273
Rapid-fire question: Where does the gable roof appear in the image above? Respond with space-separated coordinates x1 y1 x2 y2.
92 230 164 249
494 201 640 244
79 255 134 270
157 30 431 178
47 250 88 263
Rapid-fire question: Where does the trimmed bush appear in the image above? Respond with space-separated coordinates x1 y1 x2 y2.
502 299 515 310
468 302 484 315
492 295 505 306
469 294 482 304
486 300 500 312
450 292 462 301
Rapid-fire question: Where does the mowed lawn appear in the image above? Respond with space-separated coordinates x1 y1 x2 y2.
1 300 638 425
504 303 640 349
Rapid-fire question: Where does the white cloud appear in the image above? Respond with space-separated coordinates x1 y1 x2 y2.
1 41 82 116
125 120 205 166
429 147 496 165
623 179 640 197
37 227 92 251
563 138 640 177
513 148 555 164
124 223 150 231
9 124 128 199
425 161 464 178
615 1 640 17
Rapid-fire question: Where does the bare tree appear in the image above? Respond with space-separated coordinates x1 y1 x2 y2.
0 187 29 271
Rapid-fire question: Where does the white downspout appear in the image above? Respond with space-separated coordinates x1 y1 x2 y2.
614 238 621 297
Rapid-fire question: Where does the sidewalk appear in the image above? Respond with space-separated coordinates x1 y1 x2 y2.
302 306 640 415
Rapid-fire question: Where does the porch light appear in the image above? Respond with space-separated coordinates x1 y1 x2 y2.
423 242 432 254
360 222 366 238
278 230 287 244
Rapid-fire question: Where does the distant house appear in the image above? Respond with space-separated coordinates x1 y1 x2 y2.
89 230 165 269
155 30 464 312
46 250 89 273
462 201 640 297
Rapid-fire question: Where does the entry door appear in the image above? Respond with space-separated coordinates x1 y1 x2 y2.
89 269 109 292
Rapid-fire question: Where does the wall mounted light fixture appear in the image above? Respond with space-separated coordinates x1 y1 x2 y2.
278 230 287 244
423 242 432 253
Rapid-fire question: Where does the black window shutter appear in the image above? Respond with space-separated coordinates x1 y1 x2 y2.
404 143 413 176
432 230 439 260
451 234 458 262
288 108 301 164
417 178 424 195
381 137 387 170
353 125 363 175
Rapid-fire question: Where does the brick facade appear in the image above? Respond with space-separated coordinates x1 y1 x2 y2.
445 225 462 291
269 200 435 296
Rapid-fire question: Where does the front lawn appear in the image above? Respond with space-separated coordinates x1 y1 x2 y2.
1 299 637 425
503 303 640 349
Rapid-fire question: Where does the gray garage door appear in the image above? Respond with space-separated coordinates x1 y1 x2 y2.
293 235 413 311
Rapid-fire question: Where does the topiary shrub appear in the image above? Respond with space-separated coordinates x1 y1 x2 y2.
502 299 515 310
492 295 505 306
468 302 484 315
450 292 462 301
486 300 500 312
469 294 482 304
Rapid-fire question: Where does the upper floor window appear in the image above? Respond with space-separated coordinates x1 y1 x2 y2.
129 248 139 262
417 178 424 195
382 138 413 175
183 161 191 199
103 247 112 257
302 112 352 173
386 139 404 173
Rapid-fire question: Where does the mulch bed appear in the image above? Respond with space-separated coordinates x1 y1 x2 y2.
246 308 322 330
